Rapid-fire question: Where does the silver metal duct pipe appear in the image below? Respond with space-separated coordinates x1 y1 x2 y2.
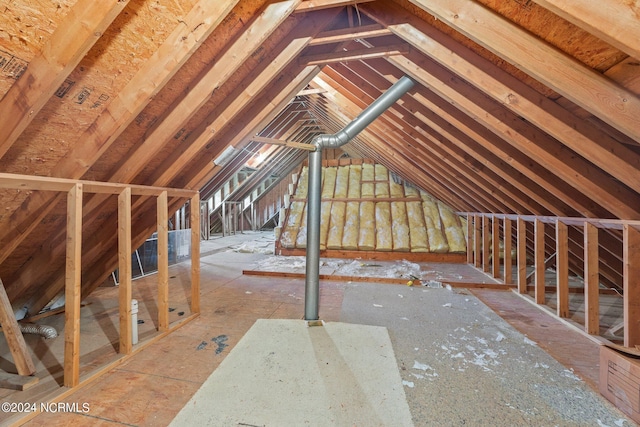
304 76 415 320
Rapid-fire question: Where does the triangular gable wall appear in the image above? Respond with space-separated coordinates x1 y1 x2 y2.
276 158 466 260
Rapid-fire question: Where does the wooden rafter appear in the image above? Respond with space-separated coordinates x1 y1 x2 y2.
531 0 640 60
408 0 640 142
0 0 129 158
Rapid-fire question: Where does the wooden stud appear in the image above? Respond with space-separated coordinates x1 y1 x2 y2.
482 216 490 273
157 191 169 332
474 214 482 268
190 194 201 315
503 217 512 284
517 217 527 294
556 220 569 318
118 188 132 355
466 213 473 264
534 219 545 304
584 222 599 335
491 215 500 278
64 183 83 387
0 278 36 376
623 224 640 347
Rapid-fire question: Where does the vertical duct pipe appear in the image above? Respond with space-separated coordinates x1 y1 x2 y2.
304 76 415 320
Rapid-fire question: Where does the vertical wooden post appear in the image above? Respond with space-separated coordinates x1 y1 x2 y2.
0 279 36 376
482 215 490 273
556 220 569 318
190 193 201 314
534 219 545 304
623 224 640 347
491 216 500 278
157 191 169 332
503 217 512 284
584 222 599 335
118 187 132 355
474 214 482 268
517 217 527 293
64 183 82 387
466 214 473 264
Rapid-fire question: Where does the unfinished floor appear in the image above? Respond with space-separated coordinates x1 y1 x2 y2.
0 231 634 426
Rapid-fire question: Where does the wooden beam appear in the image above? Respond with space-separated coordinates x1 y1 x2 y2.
0 0 239 264
530 0 640 60
190 194 201 315
0 278 35 376
491 216 500 278
534 219 546 304
503 217 513 284
556 220 569 318
381 18 640 195
107 0 302 186
482 216 490 273
118 188 132 355
157 191 169 332
408 0 640 142
295 0 374 12
309 25 392 46
623 224 640 347
0 0 129 158
389 52 640 219
300 43 410 65
584 221 599 335
251 136 316 151
474 214 482 268
466 214 473 264
64 183 83 387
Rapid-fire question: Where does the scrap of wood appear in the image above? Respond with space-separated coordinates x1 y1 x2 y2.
0 370 39 391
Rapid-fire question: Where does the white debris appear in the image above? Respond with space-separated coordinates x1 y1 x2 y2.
373 304 383 308
402 380 415 388
523 337 537 346
442 303 452 308
245 291 252 294
398 294 404 298
495 332 506 342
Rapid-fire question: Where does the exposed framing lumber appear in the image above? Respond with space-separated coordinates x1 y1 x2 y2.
556 220 569 318
63 183 83 387
106 0 302 187
0 0 240 265
326 60 529 215
408 0 640 142
388 52 640 219
491 216 500 278
503 217 513 285
190 194 201 314
118 188 133 356
534 219 546 304
0 0 129 158
0 278 35 376
474 215 482 268
251 136 316 151
482 216 490 273
584 221 599 335
623 224 640 347
530 0 640 60
466 213 473 264
373 14 640 194
295 0 374 12
299 43 410 65
309 25 392 46
157 191 169 332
